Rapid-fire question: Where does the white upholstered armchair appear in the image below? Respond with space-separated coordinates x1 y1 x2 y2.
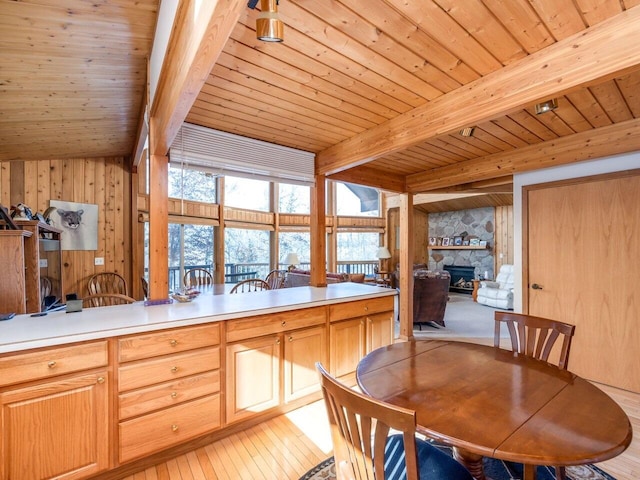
476 264 514 310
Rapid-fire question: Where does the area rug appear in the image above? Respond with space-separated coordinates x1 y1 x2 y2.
299 447 616 480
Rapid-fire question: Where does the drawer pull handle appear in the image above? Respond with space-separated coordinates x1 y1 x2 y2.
276 338 281 345
171 366 178 373
171 424 179 432
288 336 293 342
169 339 178 346
97 377 105 384
48 361 56 368
171 392 177 398
364 306 368 311
281 321 286 327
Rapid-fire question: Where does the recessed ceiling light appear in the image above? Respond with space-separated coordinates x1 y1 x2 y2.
459 127 475 137
535 98 558 115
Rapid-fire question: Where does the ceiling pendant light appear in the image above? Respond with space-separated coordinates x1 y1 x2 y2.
535 98 558 115
255 0 284 42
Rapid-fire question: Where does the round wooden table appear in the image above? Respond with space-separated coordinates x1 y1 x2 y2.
356 340 632 480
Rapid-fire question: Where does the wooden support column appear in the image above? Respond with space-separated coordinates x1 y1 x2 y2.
148 147 169 299
398 194 414 341
310 175 327 286
214 176 225 284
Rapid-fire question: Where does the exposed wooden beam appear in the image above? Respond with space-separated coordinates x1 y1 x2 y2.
407 118 640 192
315 7 640 176
150 0 246 156
327 165 406 193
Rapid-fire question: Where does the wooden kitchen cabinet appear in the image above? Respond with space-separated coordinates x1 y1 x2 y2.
226 307 327 423
117 323 222 463
329 296 394 380
0 342 109 480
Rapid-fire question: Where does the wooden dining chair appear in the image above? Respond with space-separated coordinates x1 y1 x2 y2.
316 362 473 480
229 278 271 293
183 268 213 288
83 293 136 308
494 311 576 480
494 311 576 370
264 269 287 289
87 272 128 296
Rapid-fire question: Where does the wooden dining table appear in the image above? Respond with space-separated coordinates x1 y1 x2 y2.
356 340 632 480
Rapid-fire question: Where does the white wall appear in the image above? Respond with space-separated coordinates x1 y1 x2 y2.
512 151 640 312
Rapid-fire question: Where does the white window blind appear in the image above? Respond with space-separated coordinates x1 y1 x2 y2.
169 123 316 186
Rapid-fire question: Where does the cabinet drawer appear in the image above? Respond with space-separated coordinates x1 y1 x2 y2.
119 394 221 463
226 306 326 342
0 341 108 387
119 370 220 420
119 347 220 392
118 323 221 362
329 297 394 322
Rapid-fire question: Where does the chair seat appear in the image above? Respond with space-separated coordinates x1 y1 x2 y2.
385 435 473 480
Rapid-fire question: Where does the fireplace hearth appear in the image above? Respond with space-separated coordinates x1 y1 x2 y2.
443 265 475 294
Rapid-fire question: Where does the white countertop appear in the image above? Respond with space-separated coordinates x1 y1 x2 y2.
0 283 396 354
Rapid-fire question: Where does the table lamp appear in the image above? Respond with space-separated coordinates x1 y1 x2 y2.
284 252 300 272
375 246 392 273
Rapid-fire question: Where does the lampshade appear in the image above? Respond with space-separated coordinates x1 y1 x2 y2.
256 0 284 42
375 247 391 259
284 252 300 265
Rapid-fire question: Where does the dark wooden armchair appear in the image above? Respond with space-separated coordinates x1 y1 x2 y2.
413 269 451 328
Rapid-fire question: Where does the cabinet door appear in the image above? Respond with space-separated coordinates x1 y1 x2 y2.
1 371 109 480
226 336 280 424
330 318 365 379
284 326 326 403
366 311 394 354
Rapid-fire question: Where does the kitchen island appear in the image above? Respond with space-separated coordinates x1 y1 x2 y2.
0 283 396 480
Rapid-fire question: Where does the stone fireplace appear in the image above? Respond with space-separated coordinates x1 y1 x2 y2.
443 265 476 294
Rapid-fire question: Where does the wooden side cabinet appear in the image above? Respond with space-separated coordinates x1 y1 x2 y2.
0 372 109 480
0 230 32 314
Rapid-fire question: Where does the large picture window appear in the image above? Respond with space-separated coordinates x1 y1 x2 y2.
225 176 270 212
225 228 270 281
168 165 217 202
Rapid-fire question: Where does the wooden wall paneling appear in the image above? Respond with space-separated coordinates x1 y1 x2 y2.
0 162 9 205
24 162 40 208
413 210 429 265
50 160 63 203
94 159 107 282
494 205 514 269
36 160 50 212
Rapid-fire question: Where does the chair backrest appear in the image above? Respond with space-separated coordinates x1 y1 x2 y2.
83 293 136 308
229 278 271 293
412 270 451 327
316 362 421 480
494 311 575 370
140 276 149 299
87 272 128 296
495 264 514 289
265 269 287 289
183 268 213 288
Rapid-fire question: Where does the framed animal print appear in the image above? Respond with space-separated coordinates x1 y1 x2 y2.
49 200 98 250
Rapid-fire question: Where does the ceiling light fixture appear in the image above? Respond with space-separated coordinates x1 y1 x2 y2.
535 98 558 115
250 0 284 42
459 127 475 137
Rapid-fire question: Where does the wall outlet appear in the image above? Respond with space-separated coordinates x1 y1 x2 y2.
94 257 105 266
39 259 48 268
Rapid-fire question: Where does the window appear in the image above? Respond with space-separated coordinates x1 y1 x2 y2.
279 231 310 269
168 165 216 202
225 176 270 211
168 223 214 291
279 183 310 213
225 228 270 281
336 182 380 217
336 232 379 275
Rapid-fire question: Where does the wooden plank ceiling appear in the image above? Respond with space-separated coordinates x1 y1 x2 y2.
0 0 158 161
1 0 639 197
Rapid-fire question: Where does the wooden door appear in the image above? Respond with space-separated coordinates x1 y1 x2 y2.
283 326 326 403
1 372 109 480
526 172 640 392
226 336 280 424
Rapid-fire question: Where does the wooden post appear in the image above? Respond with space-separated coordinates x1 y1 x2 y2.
148 134 169 299
310 175 327 287
398 194 414 341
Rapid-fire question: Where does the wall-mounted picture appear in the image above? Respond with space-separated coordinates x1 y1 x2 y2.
453 236 463 246
49 200 98 251
442 237 450 246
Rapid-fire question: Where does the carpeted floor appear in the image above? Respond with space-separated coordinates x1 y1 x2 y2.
299 448 617 480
